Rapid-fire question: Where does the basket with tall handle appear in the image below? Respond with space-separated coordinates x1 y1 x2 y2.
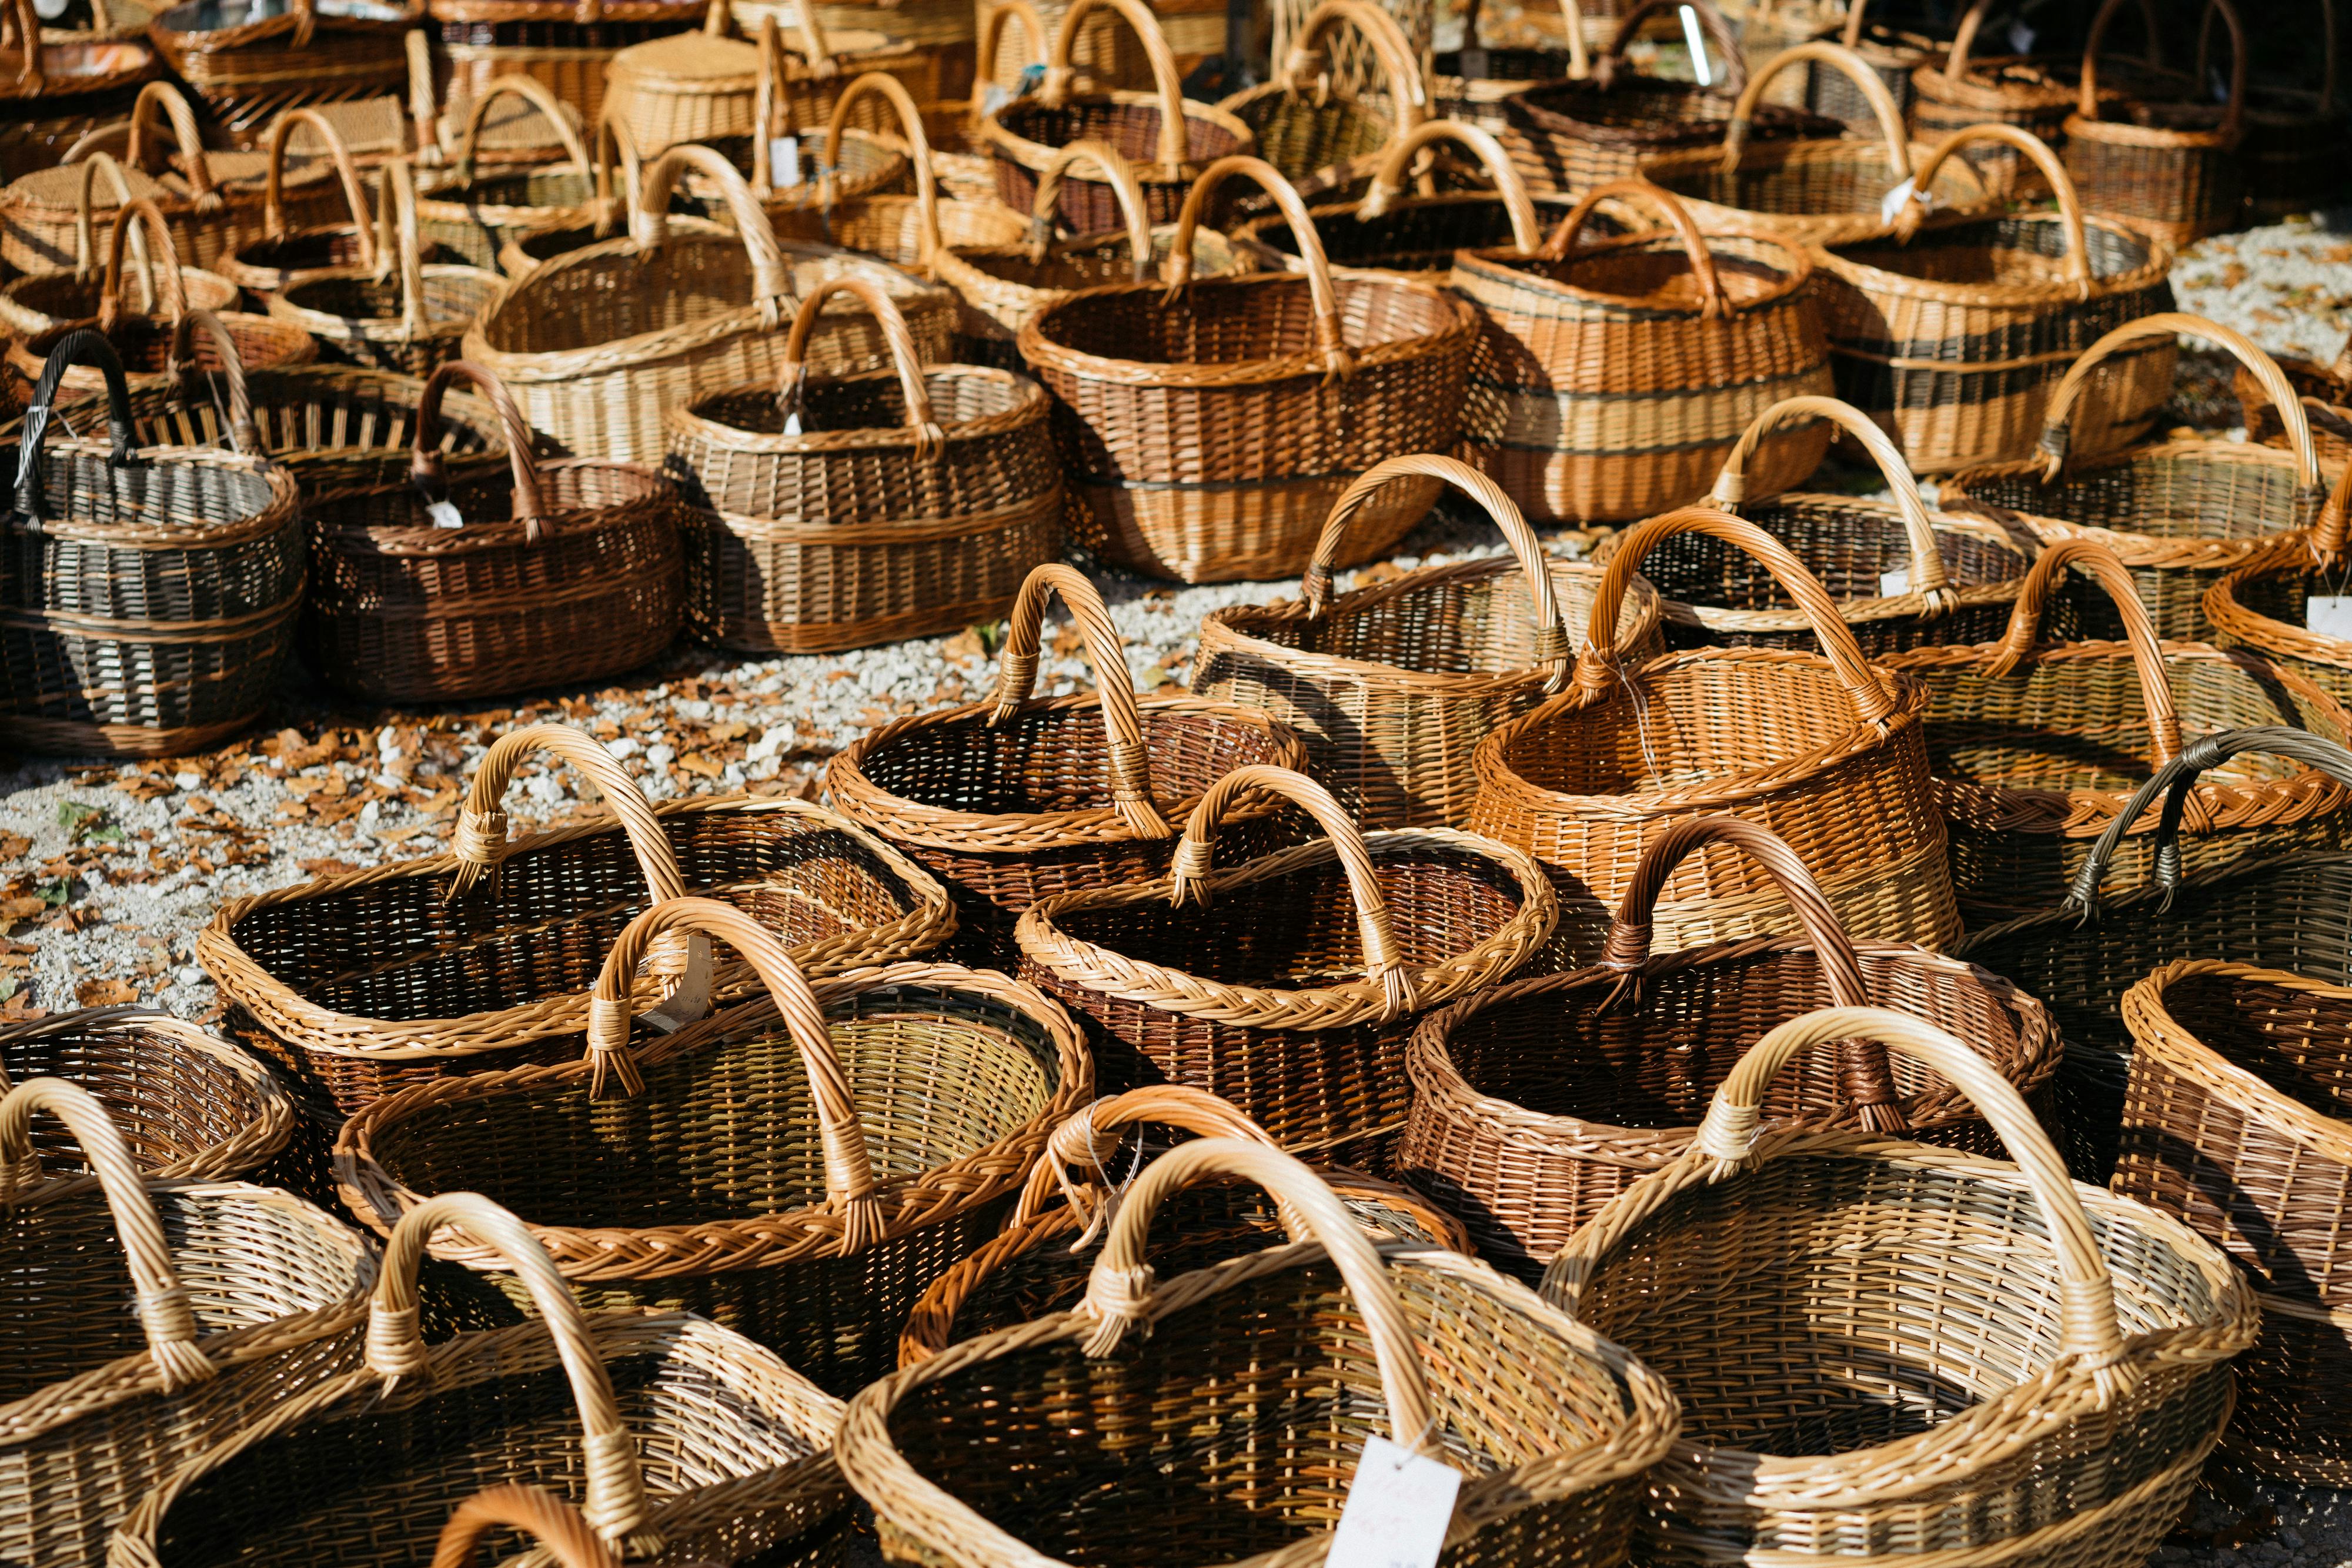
0 153 235 338
0 1005 290 1181
1215 0 1425 203
2062 0 2247 248
145 0 417 145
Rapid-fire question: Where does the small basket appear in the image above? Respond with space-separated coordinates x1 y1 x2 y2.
1451 179 1834 525
1906 0 2089 196
1796 0 1936 129
411 73 602 268
840 1137 1678 1568
0 0 156 185
896 1082 1468 1365
218 108 458 299
1014 764 1556 1164
1195 452 1662 829
1426 0 1592 138
1402 815 2059 1277
1466 507 1963 961
111 1191 854 1567
2062 0 2247 249
0 327 302 756
0 153 236 338
145 0 418 145
604 0 924 158
1542 1005 2257 1568
0 1078 371 1568
1215 0 1424 203
337 897 1091 1395
826 562 1307 964
198 717 954 1118
665 273 1060 652
0 1005 290 1181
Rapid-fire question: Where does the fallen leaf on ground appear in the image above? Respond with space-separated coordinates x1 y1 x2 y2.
75 979 139 1006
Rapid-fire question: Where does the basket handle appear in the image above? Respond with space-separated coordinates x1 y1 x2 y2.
164 309 259 457
1940 0 1992 81
777 275 941 459
813 71 937 260
264 107 375 270
1165 157 1351 379
379 157 432 344
2082 0 2243 136
433 1487 618 1568
1043 0 1189 173
75 153 156 303
1359 119 1541 255
1892 125 2084 288
1982 537 2184 773
750 15 805 183
125 83 218 206
1031 140 1154 279
1279 0 1429 136
454 72 590 190
409 359 546 540
1598 0 1743 92
2034 313 2318 489
5 0 44 93
983 562 1171 838
1538 178 1728 320
14 328 139 519
977 0 1051 82
586 898 884 1251
1011 1084 1284 1229
2310 433 2352 567
1552 0 1591 79
372 1194 660 1556
406 27 440 159
2177 0 2251 143
1708 394 1951 603
590 106 644 240
98 197 186 335
1725 41 1908 179
1080 1138 1442 1451
1168 765 1418 1019
1576 506 1901 728
635 143 792 308
1304 453 1572 693
0 1078 219 1392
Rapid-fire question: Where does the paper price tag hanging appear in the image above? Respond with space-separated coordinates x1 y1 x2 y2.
769 135 804 188
2307 596 2352 640
1879 566 1910 598
1324 1436 1461 1568
425 499 466 530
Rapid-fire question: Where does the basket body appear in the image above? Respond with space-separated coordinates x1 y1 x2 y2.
0 156 348 273
268 265 508 378
432 9 704 129
1906 58 2077 196
1501 79 1838 198
987 92 1254 230
2207 547 2352 711
2061 112 2241 250
0 1009 289 1181
604 28 928 157
1234 188 1596 285
0 78 152 185
0 307 318 418
413 161 603 269
937 223 1245 365
146 0 415 144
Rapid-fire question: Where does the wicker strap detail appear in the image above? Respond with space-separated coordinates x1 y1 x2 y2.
587 108 644 242
126 83 222 212
1279 0 1428 133
1594 0 1742 92
984 563 1172 837
73 153 142 289
1361 118 1541 255
263 106 374 264
1539 178 1727 321
97 199 186 335
1725 41 1909 178
433 1486 618 1568
1895 125 2086 281
1041 0 1188 172
2082 0 2244 142
0 1078 219 1390
1165 157 1354 381
1984 537 2186 773
455 75 588 190
811 72 934 258
777 273 943 460
412 359 547 537
1030 140 1152 277
1172 765 1418 1018
15 327 139 519
1015 1085 1288 1235
448 725 689 927
633 142 791 309
166 311 259 456
373 1193 662 1554
2040 314 2318 489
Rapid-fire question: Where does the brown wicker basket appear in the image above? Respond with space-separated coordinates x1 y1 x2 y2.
1018 154 1471 583
0 0 156 185
841 1136 1679 1568
2239 332 2352 467
199 718 956 1124
146 0 418 145
111 1191 854 1567
0 1077 371 1568
217 106 435 299
1906 0 2090 196
1014 764 1556 1164
981 0 1253 232
1466 506 1962 961
1215 0 1423 203
336 896 1091 1395
0 326 303 756
1796 0 1938 130
1542 1004 2257 1568
1451 178 1834 524
0 155 235 339
411 72 601 268
2062 0 2247 249
1427 0 1589 139
680 23 909 236
603 0 926 158
429 1486 621 1568
1881 536 2352 920
1942 312 2327 643
488 105 744 280
2221 0 2344 225
826 561 1307 963
1194 451 1663 829
2206 484 2352 712
1401 814 2059 1276
427 0 703 141
895 1082 1468 1365
665 273 1060 652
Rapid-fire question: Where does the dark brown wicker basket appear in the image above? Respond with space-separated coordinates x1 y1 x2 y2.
146 0 419 144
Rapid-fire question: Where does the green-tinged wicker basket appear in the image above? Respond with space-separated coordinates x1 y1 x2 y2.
1215 0 1423 203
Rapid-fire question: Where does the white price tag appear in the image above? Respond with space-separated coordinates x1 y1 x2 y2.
1326 1436 1461 1568
2006 20 2034 51
1879 566 1910 597
1877 176 1920 224
769 135 803 188
781 411 803 436
981 83 1012 116
425 499 465 530
2310 595 2352 640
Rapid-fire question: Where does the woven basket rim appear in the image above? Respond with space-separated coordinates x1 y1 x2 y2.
1640 136 1995 247
983 89 1254 176
2127 955 2352 1166
1813 209 2170 307
267 261 507 342
1943 439 2317 570
309 457 666 550
6 438 301 547
1908 54 2077 112
1452 226 1813 316
1506 76 1839 148
2207 542 2352 673
669 362 1048 455
2061 108 2235 151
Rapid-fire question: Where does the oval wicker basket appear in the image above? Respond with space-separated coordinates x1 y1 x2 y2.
1195 451 1663 829
1426 0 1591 139
2062 0 2247 249
410 73 603 268
1793 0 1939 129
0 0 155 185
145 0 416 145
216 105 426 296
0 153 235 338
684 25 910 238
604 0 926 158
487 105 743 280
1906 0 2088 196
1541 1004 2257 1568
2205 479 2352 712
1215 0 1423 203
1401 814 2059 1276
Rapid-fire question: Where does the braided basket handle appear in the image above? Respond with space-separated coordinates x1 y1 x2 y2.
2037 313 2317 489
984 563 1171 838
1083 1138 1444 1450
1011 1084 1282 1227
811 71 936 254
126 83 218 205
433 1487 618 1568
15 327 139 519
586 898 884 1253
455 74 589 189
1167 157 1352 379
1279 0 1428 133
777 275 941 459
373 1195 661 1556
99 198 186 333
1709 394 1950 601
1541 178 1726 316
412 359 546 539
1043 0 1188 172
1984 537 2183 770
1170 765 1418 1019
1031 140 1153 278
635 143 792 307
1598 0 1742 91
165 309 258 456
0 1078 218 1392
265 107 375 264
1893 125 2084 286
1727 41 1908 177
1305 453 1572 693
1360 119 1540 254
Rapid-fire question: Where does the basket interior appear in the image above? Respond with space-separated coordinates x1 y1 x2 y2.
1503 232 1798 312
693 365 1028 436
1959 447 2322 542
1649 143 1979 222
30 315 299 380
474 232 764 352
2147 967 2352 1125
856 705 1281 818
1829 212 2157 288
2 1024 265 1179
995 98 1245 169
890 1251 1630 1563
223 813 927 1025
446 166 598 211
1432 45 1579 82
1036 270 1458 363
1635 503 2028 606
1251 194 1593 275
962 229 1231 295
366 981 1064 1226
16 447 282 537
7 267 234 322
1511 76 1750 137
1218 559 1598 676
238 231 471 276
329 456 663 534
278 268 505 326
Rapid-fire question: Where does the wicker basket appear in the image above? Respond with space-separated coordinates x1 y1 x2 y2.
665 273 1060 652
465 141 954 463
198 718 954 1119
740 0 977 106
1623 392 2036 654
0 1078 371 1568
337 897 1091 1395
603 0 926 158
1906 0 2089 196
2240 333 2352 467
1020 155 1471 583
218 106 442 298
0 1005 290 1180
1426 0 1590 138
1014 764 1556 1164
0 327 302 756
2206 490 2352 713
1466 507 1962 961
1542 1004 2257 1568
1194 452 1662 829
981 0 1253 232
488 105 746 279
428 0 703 139
826 561 1307 964
1810 123 2177 476
1797 0 1937 130
1402 814 2059 1276
842 1136 1678 1567
146 0 417 145
0 0 155 184
1941 313 2326 643
1451 178 1834 525
896 1082 1468 1364
110 1191 854 1567
430 1486 622 1568
681 21 908 234
1215 0 1423 203
2062 0 2247 249
0 155 236 340
1881 536 2352 920
411 73 601 268
1637 40 1992 248
2223 0 2344 224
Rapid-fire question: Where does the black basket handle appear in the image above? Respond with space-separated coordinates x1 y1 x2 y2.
14 327 138 519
